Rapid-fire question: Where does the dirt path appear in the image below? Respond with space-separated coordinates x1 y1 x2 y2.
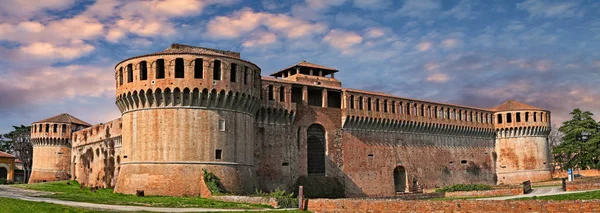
0 185 285 212
477 186 598 200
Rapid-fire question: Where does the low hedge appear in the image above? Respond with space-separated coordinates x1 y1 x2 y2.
435 184 492 192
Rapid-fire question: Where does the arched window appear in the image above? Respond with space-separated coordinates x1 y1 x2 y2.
140 61 148 80
359 97 364 110
307 124 326 176
406 103 411 115
268 85 274 100
194 58 203 79
127 64 133 82
399 102 403 114
525 112 529 122
534 112 537 122
375 99 380 112
506 113 512 123
516 112 521 122
53 124 57 133
156 59 165 79
118 67 123 85
230 63 237 82
367 98 372 111
175 58 184 78
279 86 285 102
45 124 49 132
383 100 388 112
244 66 249 84
497 114 503 124
394 166 407 192
213 60 222 80
349 95 355 109
413 104 418 116
420 105 424 117
62 124 67 133
391 101 396 113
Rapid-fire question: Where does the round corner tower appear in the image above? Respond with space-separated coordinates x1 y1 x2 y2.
492 100 552 185
113 44 262 196
29 113 91 183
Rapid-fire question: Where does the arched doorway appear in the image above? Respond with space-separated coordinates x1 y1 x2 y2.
393 166 407 193
307 124 326 176
0 167 7 180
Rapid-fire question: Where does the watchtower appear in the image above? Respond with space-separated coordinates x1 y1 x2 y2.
113 44 262 196
29 113 91 183
492 100 552 184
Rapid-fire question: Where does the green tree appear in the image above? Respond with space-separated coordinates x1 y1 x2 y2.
0 134 14 153
553 109 600 170
2 125 33 182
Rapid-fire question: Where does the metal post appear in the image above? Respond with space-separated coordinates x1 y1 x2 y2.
298 185 304 210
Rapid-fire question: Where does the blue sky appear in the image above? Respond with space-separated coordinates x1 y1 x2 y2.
0 0 599 133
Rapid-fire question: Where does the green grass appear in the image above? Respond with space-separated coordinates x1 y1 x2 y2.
13 180 270 209
511 190 600 200
0 197 110 213
0 197 308 213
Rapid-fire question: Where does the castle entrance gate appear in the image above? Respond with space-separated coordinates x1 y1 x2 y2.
394 166 407 193
307 124 326 176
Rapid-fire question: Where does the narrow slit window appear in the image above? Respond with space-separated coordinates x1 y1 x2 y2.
213 60 221 80
516 112 521 122
62 124 67 133
525 112 529 122
53 124 57 133
244 67 249 84
268 85 274 100
140 61 148 80
119 67 123 85
279 86 285 102
45 124 49 132
391 101 396 113
127 64 133 82
349 95 355 109
367 98 372 111
175 58 184 78
384 100 388 112
375 99 380 112
359 97 363 110
156 59 165 79
230 63 237 82
194 58 203 79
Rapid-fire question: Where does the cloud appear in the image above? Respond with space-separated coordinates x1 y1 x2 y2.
395 0 440 18
206 8 327 39
305 0 347 10
0 0 76 18
517 0 582 18
364 28 385 38
322 29 363 54
353 0 392 10
441 38 461 48
0 16 104 44
19 40 95 60
416 41 432 51
243 31 278 47
509 59 554 72
442 0 476 20
426 73 449 83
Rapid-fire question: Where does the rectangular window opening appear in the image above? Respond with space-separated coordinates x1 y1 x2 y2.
268 85 274 100
140 61 148 80
218 120 226 132
156 59 165 79
291 87 302 103
215 149 222 160
175 58 184 78
461 160 467 165
213 60 222 80
194 58 203 79
127 64 133 82
327 90 341 108
244 67 249 84
230 63 237 82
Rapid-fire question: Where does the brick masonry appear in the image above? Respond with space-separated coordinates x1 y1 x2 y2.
444 187 522 198
30 44 554 197
307 199 600 213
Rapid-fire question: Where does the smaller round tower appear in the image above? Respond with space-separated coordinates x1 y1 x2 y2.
29 113 91 183
493 100 552 185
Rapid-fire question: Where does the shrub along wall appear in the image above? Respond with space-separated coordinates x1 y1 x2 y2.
307 199 600 213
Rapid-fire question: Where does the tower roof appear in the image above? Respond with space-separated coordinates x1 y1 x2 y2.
0 151 16 158
490 100 542 111
153 43 241 58
33 113 92 126
270 60 338 77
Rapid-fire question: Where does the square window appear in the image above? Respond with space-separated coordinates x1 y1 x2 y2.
215 149 222 160
461 160 467 165
218 120 225 131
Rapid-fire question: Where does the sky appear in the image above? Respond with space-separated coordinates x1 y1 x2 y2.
0 0 599 133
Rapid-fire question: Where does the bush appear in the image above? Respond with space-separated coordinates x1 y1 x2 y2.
0 178 6 185
202 169 225 194
435 184 492 192
255 189 296 208
294 176 345 198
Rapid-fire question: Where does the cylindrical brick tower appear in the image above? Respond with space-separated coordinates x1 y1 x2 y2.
113 44 262 196
492 100 552 185
29 113 91 183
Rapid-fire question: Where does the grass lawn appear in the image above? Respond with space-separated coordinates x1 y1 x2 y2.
12 180 270 209
0 197 308 213
511 190 600 200
0 197 110 213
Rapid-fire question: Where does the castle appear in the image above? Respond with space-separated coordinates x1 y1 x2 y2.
28 44 552 197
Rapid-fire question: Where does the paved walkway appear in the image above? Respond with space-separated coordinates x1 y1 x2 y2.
0 185 286 212
477 186 598 200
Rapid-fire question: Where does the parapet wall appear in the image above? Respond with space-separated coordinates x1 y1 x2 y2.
71 118 122 188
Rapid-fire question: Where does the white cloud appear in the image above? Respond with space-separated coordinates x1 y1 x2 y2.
0 0 76 18
322 29 363 54
441 38 461 48
416 41 432 51
305 0 347 10
0 16 104 44
19 40 95 60
509 59 554 72
243 31 278 47
206 8 327 40
443 0 476 20
353 0 392 10
517 0 582 18
426 73 449 83
364 28 385 38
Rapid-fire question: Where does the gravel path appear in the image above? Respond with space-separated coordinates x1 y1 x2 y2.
0 185 286 212
477 186 598 200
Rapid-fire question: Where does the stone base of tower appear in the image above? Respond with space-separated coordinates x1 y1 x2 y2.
28 170 70 184
496 169 552 185
114 163 257 197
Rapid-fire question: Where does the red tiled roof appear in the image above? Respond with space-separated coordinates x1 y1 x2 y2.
490 100 542 111
0 151 16 158
271 60 338 76
33 113 92 126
